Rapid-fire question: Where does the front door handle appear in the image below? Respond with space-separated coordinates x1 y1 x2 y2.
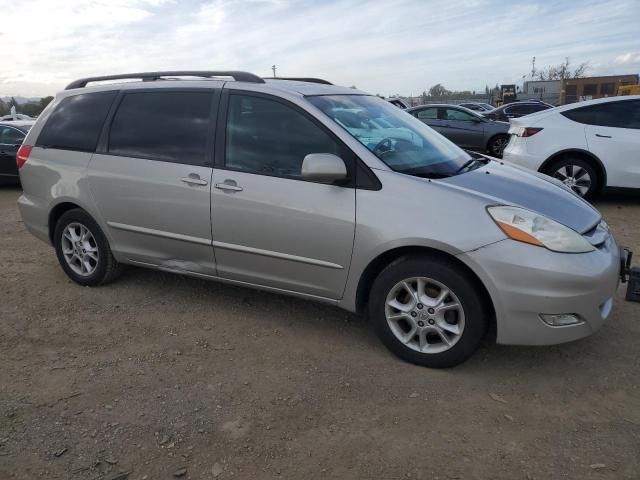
181 174 208 186
595 133 612 138
215 181 243 192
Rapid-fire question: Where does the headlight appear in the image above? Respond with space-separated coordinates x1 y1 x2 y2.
487 206 595 253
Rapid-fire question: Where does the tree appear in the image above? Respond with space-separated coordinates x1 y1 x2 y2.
40 96 54 109
536 57 589 80
428 83 450 97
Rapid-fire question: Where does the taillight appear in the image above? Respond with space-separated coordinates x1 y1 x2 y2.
16 145 32 169
516 127 543 137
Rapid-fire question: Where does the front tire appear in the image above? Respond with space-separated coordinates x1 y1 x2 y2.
369 255 488 368
54 208 122 286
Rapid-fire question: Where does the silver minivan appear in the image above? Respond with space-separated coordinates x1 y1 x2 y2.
16 71 631 367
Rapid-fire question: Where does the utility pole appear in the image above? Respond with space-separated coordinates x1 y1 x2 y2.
531 56 536 79
272 65 277 77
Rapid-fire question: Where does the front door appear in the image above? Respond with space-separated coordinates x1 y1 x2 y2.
88 89 219 275
210 92 356 299
583 99 640 188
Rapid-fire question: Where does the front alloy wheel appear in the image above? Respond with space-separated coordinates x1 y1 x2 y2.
385 277 465 354
370 255 488 368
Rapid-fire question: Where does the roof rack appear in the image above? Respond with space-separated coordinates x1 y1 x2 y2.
65 71 265 90
271 77 333 85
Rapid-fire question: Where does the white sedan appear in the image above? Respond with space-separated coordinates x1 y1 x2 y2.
502 95 640 198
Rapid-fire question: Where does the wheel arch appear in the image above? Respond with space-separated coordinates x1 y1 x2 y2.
48 201 84 244
539 149 607 190
354 246 496 334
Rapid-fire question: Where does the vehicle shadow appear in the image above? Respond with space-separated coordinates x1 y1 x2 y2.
115 265 629 380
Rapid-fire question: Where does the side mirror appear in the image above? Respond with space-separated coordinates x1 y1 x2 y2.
301 153 348 183
471 117 483 123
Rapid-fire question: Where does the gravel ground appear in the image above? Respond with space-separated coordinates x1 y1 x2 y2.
1 185 639 480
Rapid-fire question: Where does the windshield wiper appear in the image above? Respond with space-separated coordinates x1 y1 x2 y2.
455 155 490 174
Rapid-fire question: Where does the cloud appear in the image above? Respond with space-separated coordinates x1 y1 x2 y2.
1 0 639 96
614 52 640 65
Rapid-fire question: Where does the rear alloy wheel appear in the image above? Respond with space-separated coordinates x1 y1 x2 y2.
547 157 599 199
54 208 123 286
369 255 488 368
488 135 509 158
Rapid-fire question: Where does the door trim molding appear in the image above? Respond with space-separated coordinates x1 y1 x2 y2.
212 240 344 270
107 221 211 246
107 221 343 269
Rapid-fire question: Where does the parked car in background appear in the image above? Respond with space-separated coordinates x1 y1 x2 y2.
503 95 640 198
16 71 630 368
388 97 409 109
0 113 35 121
407 104 511 157
0 121 33 183
482 101 554 122
459 102 494 112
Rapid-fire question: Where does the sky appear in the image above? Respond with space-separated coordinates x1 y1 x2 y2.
1 0 640 98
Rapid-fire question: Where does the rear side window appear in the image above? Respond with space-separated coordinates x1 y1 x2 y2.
108 91 213 165
36 91 117 152
562 100 640 129
415 108 438 120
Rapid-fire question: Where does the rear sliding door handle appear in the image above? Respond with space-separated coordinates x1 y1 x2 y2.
214 182 243 192
595 134 612 138
181 174 208 186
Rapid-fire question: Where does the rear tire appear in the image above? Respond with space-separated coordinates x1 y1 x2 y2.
369 255 488 368
487 134 509 158
544 156 600 199
54 208 123 286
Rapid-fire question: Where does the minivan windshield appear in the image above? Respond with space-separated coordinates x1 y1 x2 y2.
308 95 476 178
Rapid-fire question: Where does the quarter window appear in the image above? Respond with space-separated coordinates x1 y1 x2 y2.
562 100 640 129
36 91 117 152
225 94 342 178
108 91 213 165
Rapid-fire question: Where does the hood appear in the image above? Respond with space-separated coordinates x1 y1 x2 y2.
439 161 600 233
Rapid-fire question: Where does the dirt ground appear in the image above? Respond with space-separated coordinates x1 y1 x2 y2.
1 184 639 480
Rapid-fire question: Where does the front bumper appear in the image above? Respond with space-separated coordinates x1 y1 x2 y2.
459 235 621 346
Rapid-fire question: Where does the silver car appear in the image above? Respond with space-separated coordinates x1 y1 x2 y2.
407 104 511 157
16 71 628 368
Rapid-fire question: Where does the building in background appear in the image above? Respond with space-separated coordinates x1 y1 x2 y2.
561 74 639 104
521 80 561 105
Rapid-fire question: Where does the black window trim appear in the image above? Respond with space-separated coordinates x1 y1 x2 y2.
96 87 220 168
560 99 640 130
215 89 381 190
0 125 26 145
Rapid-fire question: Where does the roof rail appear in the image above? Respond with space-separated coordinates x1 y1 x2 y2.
65 71 265 90
271 77 333 85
